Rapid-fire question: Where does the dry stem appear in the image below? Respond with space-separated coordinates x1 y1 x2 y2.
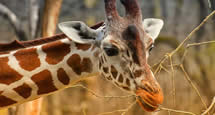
180 65 208 112
151 10 215 115
187 41 215 48
97 100 136 115
201 97 215 115
71 84 135 99
153 11 215 70
169 55 176 107
160 107 197 115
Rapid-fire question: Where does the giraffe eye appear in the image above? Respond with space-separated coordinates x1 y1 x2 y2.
104 46 119 56
149 44 154 52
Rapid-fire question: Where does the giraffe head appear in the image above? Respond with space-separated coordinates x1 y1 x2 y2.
58 0 163 112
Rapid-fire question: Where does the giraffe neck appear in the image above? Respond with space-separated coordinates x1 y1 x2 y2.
0 38 100 108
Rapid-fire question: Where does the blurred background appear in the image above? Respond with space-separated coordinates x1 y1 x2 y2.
0 0 214 115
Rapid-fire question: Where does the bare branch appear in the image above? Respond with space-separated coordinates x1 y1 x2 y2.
169 55 176 107
0 3 27 41
186 41 215 48
29 0 40 39
180 64 208 111
153 11 215 74
97 100 136 115
159 107 197 115
71 84 135 99
201 97 215 115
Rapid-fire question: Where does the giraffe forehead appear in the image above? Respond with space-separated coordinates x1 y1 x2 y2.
104 24 149 53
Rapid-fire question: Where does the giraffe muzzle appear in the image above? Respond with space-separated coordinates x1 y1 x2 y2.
135 84 163 112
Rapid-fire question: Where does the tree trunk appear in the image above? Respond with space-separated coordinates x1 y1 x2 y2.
29 0 40 39
42 0 63 37
15 98 43 115
41 0 63 115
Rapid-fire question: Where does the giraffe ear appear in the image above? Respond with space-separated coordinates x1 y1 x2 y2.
58 21 99 44
143 18 164 41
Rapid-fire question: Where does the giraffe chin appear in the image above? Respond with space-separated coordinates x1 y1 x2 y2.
136 89 163 112
136 96 158 112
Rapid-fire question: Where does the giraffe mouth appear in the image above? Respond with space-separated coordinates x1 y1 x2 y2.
136 96 158 111
135 88 163 112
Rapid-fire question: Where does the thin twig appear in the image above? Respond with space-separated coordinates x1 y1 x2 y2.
160 65 171 74
187 41 215 48
153 11 215 74
97 100 136 115
169 11 215 56
180 64 208 111
169 55 176 107
160 107 197 115
181 40 215 64
71 84 135 99
121 101 136 115
201 97 215 115
154 55 169 75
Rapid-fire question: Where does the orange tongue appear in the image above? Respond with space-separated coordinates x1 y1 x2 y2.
136 88 163 111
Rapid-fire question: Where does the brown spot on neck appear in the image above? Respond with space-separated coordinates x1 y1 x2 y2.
67 54 93 75
122 86 130 91
14 48 41 71
134 70 143 78
75 43 91 51
57 68 70 85
106 75 113 81
99 62 102 69
13 83 32 98
31 70 57 95
118 74 123 83
42 41 70 65
111 65 118 79
0 95 17 107
100 56 104 64
126 78 130 86
103 67 109 73
0 57 23 85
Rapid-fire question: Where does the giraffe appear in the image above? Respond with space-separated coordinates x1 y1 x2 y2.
0 0 164 112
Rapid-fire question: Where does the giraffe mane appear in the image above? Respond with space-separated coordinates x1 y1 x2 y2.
0 22 104 53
